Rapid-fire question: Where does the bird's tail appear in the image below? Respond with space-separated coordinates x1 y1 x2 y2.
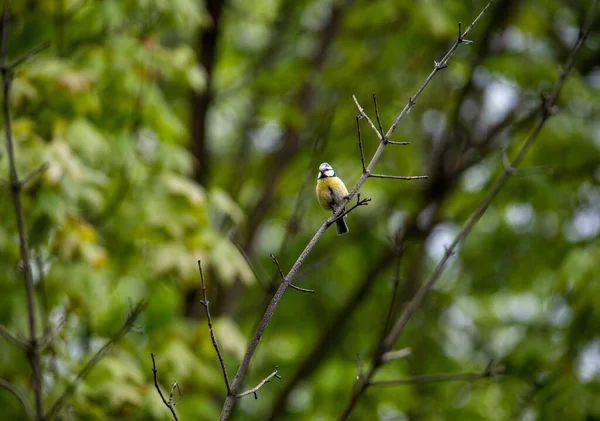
336 215 349 235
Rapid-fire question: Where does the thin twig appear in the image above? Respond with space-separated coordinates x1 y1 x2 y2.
0 378 35 419
220 3 492 419
382 1 493 143
373 94 384 139
6 42 50 70
381 348 411 363
151 354 179 421
368 365 504 387
387 141 410 145
0 324 29 351
337 1 598 419
198 261 232 395
352 95 383 141
382 0 598 360
328 194 372 225
20 163 49 187
369 174 429 180
236 366 282 399
356 116 366 173
271 254 315 293
1 5 43 418
45 301 146 420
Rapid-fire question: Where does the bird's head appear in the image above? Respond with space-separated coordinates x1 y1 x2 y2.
318 162 335 179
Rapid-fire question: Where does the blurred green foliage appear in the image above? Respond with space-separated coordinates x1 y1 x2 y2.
1 0 599 420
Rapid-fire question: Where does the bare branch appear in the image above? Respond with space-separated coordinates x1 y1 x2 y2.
45 301 146 420
236 366 282 399
381 348 411 363
369 364 504 387
271 254 314 293
382 0 599 357
336 1 599 419
198 261 232 395
328 194 371 226
369 174 429 181
1 5 44 418
384 1 493 142
221 3 492 419
372 94 384 139
387 141 410 146
151 354 179 421
6 42 50 70
0 324 29 351
356 116 366 173
0 378 35 419
352 95 382 141
20 163 49 188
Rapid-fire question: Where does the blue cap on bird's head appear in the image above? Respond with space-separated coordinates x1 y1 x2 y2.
318 162 335 179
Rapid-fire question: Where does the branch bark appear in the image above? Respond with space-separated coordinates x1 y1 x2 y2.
219 3 492 419
1 5 44 419
336 1 599 418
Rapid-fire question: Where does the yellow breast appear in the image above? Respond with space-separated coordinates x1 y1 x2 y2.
316 176 349 211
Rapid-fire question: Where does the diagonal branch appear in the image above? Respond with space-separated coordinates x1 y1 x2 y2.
328 194 372 226
271 254 314 293
7 42 50 70
0 378 35 419
45 301 146 420
198 261 232 395
368 364 504 387
220 3 493 419
369 174 429 181
151 353 180 421
336 1 599 419
0 324 30 351
236 366 281 399
381 0 599 359
1 5 46 418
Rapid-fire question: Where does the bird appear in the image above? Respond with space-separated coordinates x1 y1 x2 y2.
316 162 350 235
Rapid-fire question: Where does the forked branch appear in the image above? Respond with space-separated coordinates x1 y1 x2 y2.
220 2 491 419
198 261 232 395
151 353 180 421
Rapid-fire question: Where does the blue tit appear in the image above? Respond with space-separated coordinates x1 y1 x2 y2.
316 162 350 235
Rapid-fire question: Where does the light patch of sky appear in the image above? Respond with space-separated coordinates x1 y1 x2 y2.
546 295 573 328
504 202 535 233
443 327 473 361
388 209 408 236
572 208 600 239
445 303 475 330
426 223 459 261
490 325 526 357
482 79 519 127
577 339 600 383
586 68 600 88
491 293 541 323
461 161 491 192
251 120 283 153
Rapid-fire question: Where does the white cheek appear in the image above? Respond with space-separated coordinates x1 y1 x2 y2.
324 170 335 177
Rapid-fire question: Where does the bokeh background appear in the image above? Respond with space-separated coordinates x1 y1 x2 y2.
1 0 600 420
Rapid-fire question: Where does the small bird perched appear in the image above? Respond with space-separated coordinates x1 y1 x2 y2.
316 162 350 235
